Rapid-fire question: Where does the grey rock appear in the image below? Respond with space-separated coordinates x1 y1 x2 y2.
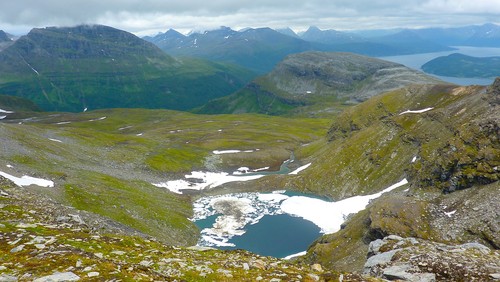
0 274 18 282
383 264 413 280
364 249 400 270
490 273 500 280
10 244 24 253
368 239 384 257
461 242 490 254
387 235 404 241
33 272 80 282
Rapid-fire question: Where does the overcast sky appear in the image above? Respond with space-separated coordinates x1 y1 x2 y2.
1 0 499 36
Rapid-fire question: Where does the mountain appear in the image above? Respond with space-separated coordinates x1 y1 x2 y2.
300 26 362 45
369 29 455 54
0 25 255 112
196 51 443 116
422 53 500 78
275 27 299 38
147 26 313 73
413 23 500 47
0 30 14 51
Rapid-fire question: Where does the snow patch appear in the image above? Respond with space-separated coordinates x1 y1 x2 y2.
0 171 54 187
284 251 307 260
0 108 14 113
48 138 63 143
56 121 71 125
399 107 434 115
0 116 6 120
289 163 311 175
89 116 106 122
136 133 143 136
213 149 256 154
6 165 13 168
411 156 417 163
153 171 265 194
445 210 457 217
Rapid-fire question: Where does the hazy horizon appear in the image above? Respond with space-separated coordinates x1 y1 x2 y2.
1 0 499 36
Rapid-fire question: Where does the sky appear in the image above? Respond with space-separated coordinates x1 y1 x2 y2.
1 0 499 36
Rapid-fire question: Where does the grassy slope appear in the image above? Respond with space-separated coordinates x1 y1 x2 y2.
422 53 500 78
0 109 330 245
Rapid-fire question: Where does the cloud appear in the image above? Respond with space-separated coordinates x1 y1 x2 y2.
0 0 498 35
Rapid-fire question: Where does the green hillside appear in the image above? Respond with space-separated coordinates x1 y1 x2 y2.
422 53 500 78
0 25 255 112
196 51 443 117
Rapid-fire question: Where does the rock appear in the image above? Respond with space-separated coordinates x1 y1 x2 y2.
10 244 25 253
490 273 500 280
243 263 249 271
382 264 413 280
461 242 491 255
368 239 384 256
364 249 400 270
186 246 215 251
307 274 320 281
311 263 323 272
87 272 99 278
16 223 37 228
111 250 126 255
0 274 17 282
33 272 80 282
387 235 404 241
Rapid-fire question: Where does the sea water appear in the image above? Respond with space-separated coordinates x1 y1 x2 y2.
380 46 500 85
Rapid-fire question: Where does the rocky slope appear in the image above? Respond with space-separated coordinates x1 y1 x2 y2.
196 51 443 116
0 25 255 112
293 79 499 277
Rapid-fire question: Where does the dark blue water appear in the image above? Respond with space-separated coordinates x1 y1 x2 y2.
193 190 327 258
225 214 321 258
380 46 500 85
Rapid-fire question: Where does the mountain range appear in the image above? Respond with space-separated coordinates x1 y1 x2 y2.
0 25 255 112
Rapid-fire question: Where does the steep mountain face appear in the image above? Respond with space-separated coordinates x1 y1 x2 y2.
422 53 500 78
148 26 313 73
0 30 13 51
196 51 442 116
0 30 10 42
0 25 255 112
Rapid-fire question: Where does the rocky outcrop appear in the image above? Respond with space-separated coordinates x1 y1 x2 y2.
364 235 500 281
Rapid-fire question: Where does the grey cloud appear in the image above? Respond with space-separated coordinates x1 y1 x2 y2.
0 0 498 35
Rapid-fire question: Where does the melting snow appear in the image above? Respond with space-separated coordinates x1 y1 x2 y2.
399 107 434 115
284 251 307 260
411 156 417 163
0 171 54 187
445 210 457 217
136 133 143 136
89 117 107 122
0 116 6 120
48 138 63 143
153 171 265 194
55 121 71 125
192 178 408 248
213 149 256 154
6 165 13 168
289 163 312 175
0 108 14 113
